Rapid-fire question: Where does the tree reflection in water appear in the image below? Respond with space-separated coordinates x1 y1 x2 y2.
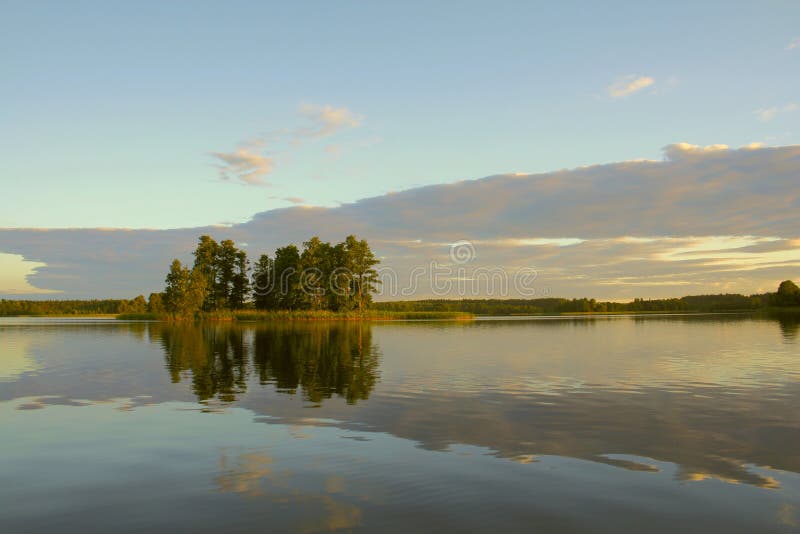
154 322 379 404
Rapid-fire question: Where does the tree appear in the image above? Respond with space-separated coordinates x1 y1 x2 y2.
773 280 800 307
300 237 334 310
327 242 351 311
344 235 380 311
273 244 301 310
191 236 250 310
192 236 220 311
119 295 147 314
147 292 165 313
230 249 250 309
131 295 147 313
164 259 207 318
252 254 276 310
215 239 239 310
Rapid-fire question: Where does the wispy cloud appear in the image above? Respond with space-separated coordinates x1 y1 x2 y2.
607 75 655 98
298 104 363 138
211 103 364 186
210 147 275 186
754 103 798 122
787 37 800 50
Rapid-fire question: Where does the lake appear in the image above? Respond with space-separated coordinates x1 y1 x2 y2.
1 315 799 532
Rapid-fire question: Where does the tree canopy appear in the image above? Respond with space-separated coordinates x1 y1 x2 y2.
160 234 381 318
773 279 800 307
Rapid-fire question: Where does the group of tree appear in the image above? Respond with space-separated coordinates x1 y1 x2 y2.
160 235 380 318
4 277 798 318
772 280 800 307
0 297 146 316
373 280 800 315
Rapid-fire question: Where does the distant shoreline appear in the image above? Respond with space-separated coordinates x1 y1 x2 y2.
3 308 798 323
114 310 475 322
3 290 799 321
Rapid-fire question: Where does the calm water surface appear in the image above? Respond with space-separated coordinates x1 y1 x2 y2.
1 315 799 532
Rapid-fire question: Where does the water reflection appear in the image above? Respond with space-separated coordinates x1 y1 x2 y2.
214 448 365 531
155 322 380 404
773 312 800 341
139 316 800 490
0 330 40 381
2 314 799 501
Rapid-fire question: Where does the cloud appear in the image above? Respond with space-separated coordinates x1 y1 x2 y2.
754 103 798 122
662 142 730 159
0 253 61 295
787 37 800 50
2 143 800 299
298 104 363 138
210 147 275 186
607 75 655 98
211 103 363 186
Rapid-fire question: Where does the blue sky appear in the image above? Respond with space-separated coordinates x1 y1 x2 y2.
2 1 798 229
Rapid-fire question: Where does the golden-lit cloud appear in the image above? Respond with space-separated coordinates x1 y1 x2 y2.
298 103 363 138
210 103 364 187
210 147 275 186
0 253 61 295
662 142 729 159
607 75 655 98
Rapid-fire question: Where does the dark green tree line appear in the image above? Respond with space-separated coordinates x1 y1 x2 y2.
250 235 379 313
161 234 380 317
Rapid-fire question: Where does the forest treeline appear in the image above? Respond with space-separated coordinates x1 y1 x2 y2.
374 280 800 315
0 297 147 316
2 276 799 317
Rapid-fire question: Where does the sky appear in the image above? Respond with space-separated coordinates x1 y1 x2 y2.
1 1 799 299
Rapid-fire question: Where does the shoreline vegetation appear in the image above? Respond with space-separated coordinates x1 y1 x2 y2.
2 300 799 321
2 288 798 322
115 310 475 321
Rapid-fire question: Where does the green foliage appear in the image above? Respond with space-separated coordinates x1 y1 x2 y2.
147 292 165 313
248 236 380 313
190 236 250 311
232 310 472 321
299 236 332 310
345 235 381 311
154 234 382 318
0 299 129 316
772 280 800 307
230 249 250 309
119 295 147 314
164 259 208 318
192 235 220 310
251 254 276 310
374 293 774 316
273 244 302 310
117 312 162 320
